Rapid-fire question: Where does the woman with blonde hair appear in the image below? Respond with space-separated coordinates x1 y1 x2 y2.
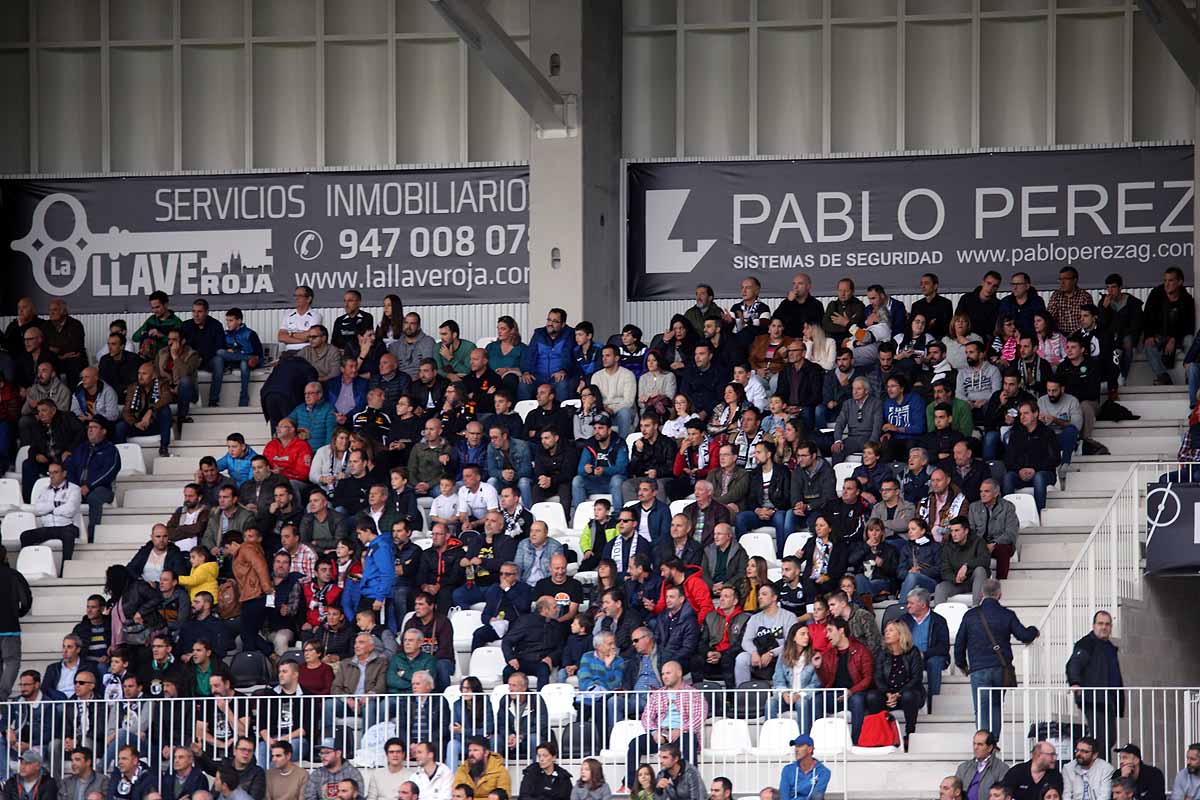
943 312 983 371
804 321 837 371
866 618 926 749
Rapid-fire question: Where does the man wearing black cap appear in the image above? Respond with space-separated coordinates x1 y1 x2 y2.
1112 743 1166 800
1001 740 1062 800
570 415 628 512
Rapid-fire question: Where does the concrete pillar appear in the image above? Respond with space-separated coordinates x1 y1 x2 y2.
527 0 623 338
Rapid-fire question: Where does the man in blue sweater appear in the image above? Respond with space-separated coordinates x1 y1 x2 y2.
519 308 575 403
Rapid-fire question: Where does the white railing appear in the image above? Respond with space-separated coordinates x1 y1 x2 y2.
0 687 850 797
978 686 1200 791
1023 460 1192 689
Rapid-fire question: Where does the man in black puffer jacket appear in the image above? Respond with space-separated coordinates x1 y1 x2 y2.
1001 400 1061 512
500 596 564 688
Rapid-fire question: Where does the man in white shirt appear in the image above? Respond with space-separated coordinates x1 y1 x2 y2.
278 285 323 352
366 738 411 800
408 741 451 800
21 461 82 564
589 345 638 438
456 464 499 534
733 363 768 411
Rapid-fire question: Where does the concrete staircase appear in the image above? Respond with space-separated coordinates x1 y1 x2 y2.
7 366 1190 798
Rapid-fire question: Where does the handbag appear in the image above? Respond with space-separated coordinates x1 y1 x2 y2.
217 579 242 620
978 610 1017 688
858 710 901 747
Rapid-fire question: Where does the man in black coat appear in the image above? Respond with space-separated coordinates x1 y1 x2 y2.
530 429 576 511
1066 610 1124 756
500 596 565 688
1001 740 1063 800
261 356 318 431
677 343 728 421
775 341 825 431
1111 743 1166 800
1001 400 1061 512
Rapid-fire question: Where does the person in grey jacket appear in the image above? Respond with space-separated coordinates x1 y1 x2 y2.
789 445 836 529
954 730 1011 800
569 758 611 800
869 477 916 539
830 378 883 462
387 316 436 380
70 368 122 425
60 747 110 800
652 743 705 800
968 480 1020 579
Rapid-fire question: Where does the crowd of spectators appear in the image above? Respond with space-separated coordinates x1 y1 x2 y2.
0 265 1191 799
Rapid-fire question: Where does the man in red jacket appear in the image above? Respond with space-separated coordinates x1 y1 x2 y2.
816 616 875 744
264 417 314 491
653 558 715 622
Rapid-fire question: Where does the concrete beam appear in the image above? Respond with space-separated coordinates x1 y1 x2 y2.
1137 0 1200 90
428 0 568 133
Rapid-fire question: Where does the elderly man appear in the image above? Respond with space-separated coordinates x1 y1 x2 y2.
326 632 388 733
954 730 1010 800
968 480 1019 579
289 382 337 450
830 376 883 462
500 597 564 688
898 587 950 703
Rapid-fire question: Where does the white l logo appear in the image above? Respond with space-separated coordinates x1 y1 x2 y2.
644 189 716 274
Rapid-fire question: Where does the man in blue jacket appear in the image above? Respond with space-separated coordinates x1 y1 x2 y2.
211 307 264 408
571 416 629 512
954 579 1039 738
67 420 121 543
630 479 671 543
354 518 395 618
324 357 368 427
652 584 699 668
485 424 534 509
519 308 575 403
779 735 831 800
898 587 950 705
289 382 337 450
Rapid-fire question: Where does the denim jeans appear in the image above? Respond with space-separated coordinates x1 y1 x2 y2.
176 375 199 420
925 655 947 697
1003 469 1056 511
854 575 891 598
1055 425 1079 466
1188 363 1200 407
518 377 572 403
735 509 789 542
899 572 937 601
488 476 533 509
116 406 173 448
571 473 625 512
610 407 637 440
0 421 12 473
1143 334 1178 378
212 350 254 406
970 666 1007 739
451 583 488 608
388 583 411 632
82 485 115 543
982 431 1003 461
766 693 817 734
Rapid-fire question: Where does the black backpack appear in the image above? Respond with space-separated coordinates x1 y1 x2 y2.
10 571 31 618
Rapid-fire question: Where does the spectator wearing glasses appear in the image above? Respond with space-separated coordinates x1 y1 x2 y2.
279 286 323 353
1063 737 1113 800
997 273 1046 337
519 309 575 403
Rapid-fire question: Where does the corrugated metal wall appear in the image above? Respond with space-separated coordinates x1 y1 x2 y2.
0 287 1163 359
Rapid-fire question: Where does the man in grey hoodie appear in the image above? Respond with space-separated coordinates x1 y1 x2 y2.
304 740 364 800
652 743 705 800
734 584 797 686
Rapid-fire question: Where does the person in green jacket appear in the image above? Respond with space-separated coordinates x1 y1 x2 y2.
434 320 476 381
579 498 617 571
132 290 183 359
387 628 438 694
935 516 991 606
926 378 975 438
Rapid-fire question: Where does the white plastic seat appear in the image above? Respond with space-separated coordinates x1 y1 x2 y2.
474 336 495 349
514 400 538 422
489 683 511 711
561 398 581 411
833 461 858 487
123 487 183 508
450 610 483 651
115 443 147 476
469 647 507 688
810 717 850 756
669 499 691 516
740 532 778 566
28 477 50 507
1 512 36 549
767 567 782 582
0 478 22 508
16 545 57 581
600 719 646 759
625 431 642 450
949 593 973 606
571 502 596 531
1006 493 1039 529
933 601 970 674
12 447 28 483
706 718 752 756
850 743 899 755
531 501 568 532
781 531 812 560
539 682 578 726
753 717 800 755
442 684 463 707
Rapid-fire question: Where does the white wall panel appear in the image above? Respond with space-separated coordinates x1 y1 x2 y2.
980 18 1047 147
757 27 823 155
37 0 100 43
181 0 243 39
1056 13 1124 144
760 0 823 20
0 4 29 42
325 41 389 167
0 50 30 173
110 0 172 41
326 0 390 37
253 0 315 38
396 39 463 163
110 47 174 172
467 43 531 163
685 0 750 23
831 25 897 152
253 43 317 169
182 45 246 170
622 33 676 159
684 31 749 157
38 48 102 173
905 21 972 149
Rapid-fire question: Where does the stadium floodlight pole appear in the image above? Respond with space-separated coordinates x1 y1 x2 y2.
428 0 569 134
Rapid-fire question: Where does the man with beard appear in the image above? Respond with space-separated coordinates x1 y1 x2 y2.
957 342 1002 427
1169 744 1199 800
303 740 362 800
981 372 1035 461
166 483 210 551
1014 335 1053 396
451 737 510 797
1062 737 1112 800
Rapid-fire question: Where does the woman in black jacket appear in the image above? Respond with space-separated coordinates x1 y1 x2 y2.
866 619 927 748
846 519 900 599
797 514 848 599
519 741 574 800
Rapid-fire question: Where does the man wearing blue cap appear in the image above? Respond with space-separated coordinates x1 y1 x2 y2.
779 735 831 800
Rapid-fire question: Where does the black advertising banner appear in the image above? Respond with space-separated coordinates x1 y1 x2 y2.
627 146 1195 300
0 166 530 313
1145 481 1200 575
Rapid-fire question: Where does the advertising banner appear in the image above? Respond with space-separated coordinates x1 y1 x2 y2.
627 145 1194 299
0 165 530 313
1145 479 1200 575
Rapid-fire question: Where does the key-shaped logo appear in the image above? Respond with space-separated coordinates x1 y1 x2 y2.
11 192 274 297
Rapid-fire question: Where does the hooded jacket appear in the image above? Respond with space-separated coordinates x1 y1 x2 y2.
451 752 510 796
701 605 750 655
652 565 715 621
23 375 71 416
303 761 364 800
359 534 395 603
70 380 121 423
